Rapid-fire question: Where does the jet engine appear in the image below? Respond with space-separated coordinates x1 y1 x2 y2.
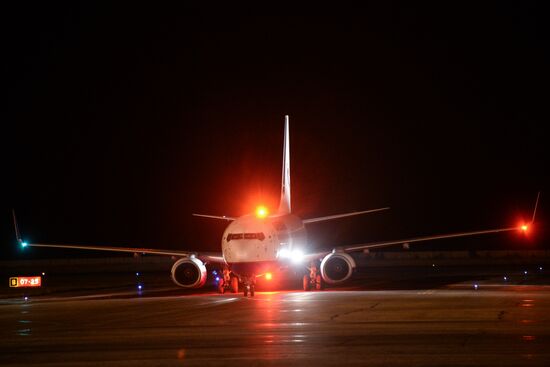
170 256 207 288
320 251 356 284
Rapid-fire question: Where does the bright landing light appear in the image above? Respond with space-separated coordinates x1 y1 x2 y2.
278 248 290 258
291 249 304 264
277 248 305 264
255 206 269 219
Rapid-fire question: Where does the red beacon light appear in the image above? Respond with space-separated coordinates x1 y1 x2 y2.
255 206 269 219
521 224 529 232
265 272 272 280
518 220 531 235
519 192 541 235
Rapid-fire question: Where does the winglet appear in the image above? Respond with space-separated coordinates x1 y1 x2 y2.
12 209 27 248
531 191 541 224
12 209 21 243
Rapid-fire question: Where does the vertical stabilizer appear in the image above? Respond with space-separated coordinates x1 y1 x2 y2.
277 115 291 214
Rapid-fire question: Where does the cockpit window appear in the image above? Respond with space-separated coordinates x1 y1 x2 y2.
227 233 265 242
244 233 265 241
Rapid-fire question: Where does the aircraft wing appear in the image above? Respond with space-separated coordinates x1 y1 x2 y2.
343 192 539 253
192 214 236 221
300 224 525 263
20 242 225 263
303 207 390 224
12 211 225 263
342 225 522 252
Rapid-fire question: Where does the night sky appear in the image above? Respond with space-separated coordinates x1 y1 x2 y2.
2 4 548 260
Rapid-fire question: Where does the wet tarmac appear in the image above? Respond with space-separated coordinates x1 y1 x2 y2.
1 265 549 366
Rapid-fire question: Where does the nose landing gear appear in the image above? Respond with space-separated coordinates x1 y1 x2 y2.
218 267 240 294
218 269 257 297
242 276 256 297
243 284 255 297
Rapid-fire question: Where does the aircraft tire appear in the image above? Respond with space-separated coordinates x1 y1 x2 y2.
231 276 239 293
315 275 323 290
303 275 310 291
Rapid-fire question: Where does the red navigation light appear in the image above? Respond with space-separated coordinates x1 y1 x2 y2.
255 205 269 219
265 272 272 280
521 224 529 232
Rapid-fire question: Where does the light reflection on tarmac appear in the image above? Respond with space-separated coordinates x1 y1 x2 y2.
0 268 549 366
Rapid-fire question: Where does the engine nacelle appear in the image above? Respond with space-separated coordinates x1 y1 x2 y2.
320 251 356 284
170 256 207 288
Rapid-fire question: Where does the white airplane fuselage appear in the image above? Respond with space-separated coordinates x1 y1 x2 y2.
221 213 307 277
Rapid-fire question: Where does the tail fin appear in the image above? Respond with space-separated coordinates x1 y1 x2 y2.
277 115 291 214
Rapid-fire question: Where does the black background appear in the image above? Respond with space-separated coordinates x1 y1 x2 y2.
2 3 548 260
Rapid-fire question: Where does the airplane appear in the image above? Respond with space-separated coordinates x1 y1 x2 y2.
13 116 540 296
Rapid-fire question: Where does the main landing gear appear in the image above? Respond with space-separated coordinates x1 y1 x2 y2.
231 276 239 293
303 261 323 291
218 268 240 294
